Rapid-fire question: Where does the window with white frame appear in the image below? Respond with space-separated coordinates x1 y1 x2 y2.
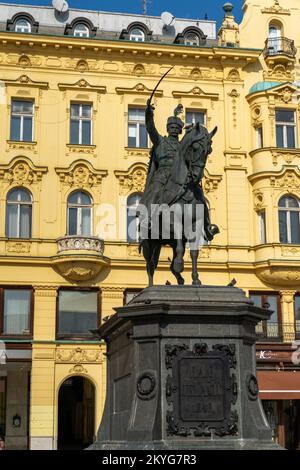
128 108 148 148
6 188 32 239
276 110 296 148
73 24 89 38
70 103 92 145
3 288 32 335
67 191 92 236
186 110 206 126
184 33 199 46
129 28 145 42
256 125 263 148
10 100 34 142
258 210 267 244
278 195 300 244
15 19 31 33
127 193 142 243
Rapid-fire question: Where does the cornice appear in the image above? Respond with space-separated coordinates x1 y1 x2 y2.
58 78 106 93
116 82 162 96
248 165 300 184
3 74 48 89
0 32 261 62
172 86 219 100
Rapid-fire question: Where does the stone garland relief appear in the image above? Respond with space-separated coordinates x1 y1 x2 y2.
56 347 103 363
165 343 238 438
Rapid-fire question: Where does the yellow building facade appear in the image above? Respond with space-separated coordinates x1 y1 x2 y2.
0 0 300 450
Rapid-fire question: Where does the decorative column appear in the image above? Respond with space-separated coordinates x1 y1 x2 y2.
101 287 124 321
30 286 58 450
280 291 296 342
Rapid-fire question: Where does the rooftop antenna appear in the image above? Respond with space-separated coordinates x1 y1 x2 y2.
52 0 69 15
142 0 147 15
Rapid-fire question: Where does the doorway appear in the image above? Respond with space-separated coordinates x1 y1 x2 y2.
57 376 95 450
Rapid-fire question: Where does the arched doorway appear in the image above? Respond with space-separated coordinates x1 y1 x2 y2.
57 376 95 450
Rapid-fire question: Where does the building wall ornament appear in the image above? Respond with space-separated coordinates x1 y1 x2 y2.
263 64 295 82
57 236 104 254
249 166 300 189
281 246 300 257
68 364 88 374
33 285 58 296
3 74 48 89
127 245 142 258
58 79 106 94
6 140 37 154
172 87 219 100
6 241 31 254
55 160 107 189
256 266 300 286
202 169 222 194
271 149 300 166
56 347 103 364
261 0 290 15
115 82 163 96
101 286 124 299
0 156 47 185
253 192 264 211
115 163 148 195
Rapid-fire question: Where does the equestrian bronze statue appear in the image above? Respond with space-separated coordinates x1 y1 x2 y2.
138 83 219 286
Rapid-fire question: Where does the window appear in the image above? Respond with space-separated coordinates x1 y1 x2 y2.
67 191 92 236
127 193 142 243
6 188 32 239
0 288 32 336
70 103 92 145
129 28 145 42
184 33 199 46
74 24 89 38
258 210 267 244
0 379 6 437
268 24 281 54
57 289 98 337
295 295 300 338
256 125 263 148
128 108 148 148
250 292 281 340
276 110 296 148
15 18 31 33
278 196 300 244
186 110 206 126
11 100 34 142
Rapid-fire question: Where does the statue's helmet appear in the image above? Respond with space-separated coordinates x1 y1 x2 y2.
167 116 184 128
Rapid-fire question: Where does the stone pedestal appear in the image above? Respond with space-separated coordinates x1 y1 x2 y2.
91 286 281 450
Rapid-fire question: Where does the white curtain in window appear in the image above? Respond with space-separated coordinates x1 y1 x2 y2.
4 290 30 334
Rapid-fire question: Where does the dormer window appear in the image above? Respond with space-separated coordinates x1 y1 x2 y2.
129 28 145 42
15 19 31 33
184 33 199 46
74 24 89 38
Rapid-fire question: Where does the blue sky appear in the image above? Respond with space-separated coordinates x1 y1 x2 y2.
0 1 244 26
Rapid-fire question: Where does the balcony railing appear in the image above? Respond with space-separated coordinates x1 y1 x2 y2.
263 37 297 59
57 235 104 255
256 322 298 342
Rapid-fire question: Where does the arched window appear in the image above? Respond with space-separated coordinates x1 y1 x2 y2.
73 23 89 38
279 195 300 244
268 23 282 54
67 191 92 236
127 193 142 242
6 188 32 238
129 28 145 42
15 18 31 33
184 33 199 46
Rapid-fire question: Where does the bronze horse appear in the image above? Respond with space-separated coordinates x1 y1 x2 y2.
139 122 219 286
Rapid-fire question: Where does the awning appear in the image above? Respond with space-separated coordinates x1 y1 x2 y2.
257 370 300 399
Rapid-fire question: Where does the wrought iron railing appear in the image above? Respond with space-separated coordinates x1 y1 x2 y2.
256 322 299 342
263 36 297 58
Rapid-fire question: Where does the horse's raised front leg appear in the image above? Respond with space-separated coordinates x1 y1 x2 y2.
190 249 201 286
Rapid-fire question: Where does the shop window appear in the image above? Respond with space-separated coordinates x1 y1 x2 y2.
276 110 296 148
249 292 281 341
127 193 142 243
67 191 92 236
10 100 34 142
6 188 32 239
57 289 99 338
128 107 148 148
0 288 32 336
70 103 92 145
278 195 300 244
186 110 206 126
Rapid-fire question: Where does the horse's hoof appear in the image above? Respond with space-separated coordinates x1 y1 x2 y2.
178 277 185 285
173 258 184 273
192 279 202 286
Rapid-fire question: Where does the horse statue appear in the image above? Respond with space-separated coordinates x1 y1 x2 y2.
138 118 219 287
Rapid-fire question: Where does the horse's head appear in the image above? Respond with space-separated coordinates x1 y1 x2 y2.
183 122 217 161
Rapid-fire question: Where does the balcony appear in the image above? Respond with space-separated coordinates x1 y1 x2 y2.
256 322 298 342
263 37 296 65
52 235 110 281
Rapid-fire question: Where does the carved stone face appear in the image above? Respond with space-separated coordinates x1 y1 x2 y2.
167 123 182 138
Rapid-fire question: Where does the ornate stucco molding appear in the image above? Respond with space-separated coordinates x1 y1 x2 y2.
55 160 107 189
261 0 290 15
56 347 103 364
256 265 300 287
115 82 162 96
202 169 222 194
3 74 49 89
0 156 48 186
58 79 106 94
249 165 300 190
115 163 147 195
6 241 31 254
172 87 219 100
